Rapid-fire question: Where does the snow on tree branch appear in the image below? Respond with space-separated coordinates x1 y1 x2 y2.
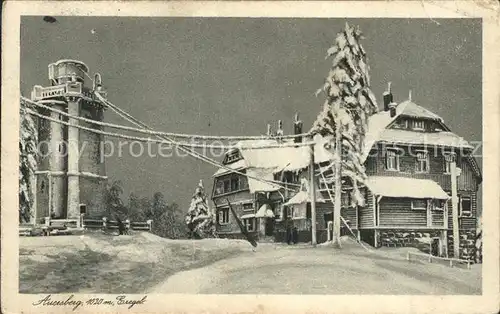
311 23 379 206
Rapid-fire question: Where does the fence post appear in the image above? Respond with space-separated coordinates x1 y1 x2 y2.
449 260 453 267
44 216 51 236
147 220 152 232
406 251 410 261
125 219 131 231
102 217 107 230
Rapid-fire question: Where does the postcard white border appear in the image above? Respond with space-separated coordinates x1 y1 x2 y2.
2 1 499 313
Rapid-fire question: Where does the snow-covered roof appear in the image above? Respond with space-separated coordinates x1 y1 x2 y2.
213 159 246 177
240 213 255 219
366 176 450 200
212 99 480 182
362 100 468 162
246 167 280 193
362 109 401 162
397 101 444 121
239 135 334 173
377 129 472 149
283 190 326 206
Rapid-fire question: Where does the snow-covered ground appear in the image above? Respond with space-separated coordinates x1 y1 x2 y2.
19 232 252 293
154 237 481 294
19 233 481 294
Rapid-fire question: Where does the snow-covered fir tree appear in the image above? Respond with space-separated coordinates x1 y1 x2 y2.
185 180 216 239
311 23 378 207
19 99 38 223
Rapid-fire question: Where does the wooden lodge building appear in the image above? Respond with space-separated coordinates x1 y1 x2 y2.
211 85 482 260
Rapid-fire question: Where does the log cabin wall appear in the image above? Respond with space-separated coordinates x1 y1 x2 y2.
358 191 375 228
213 188 254 235
378 198 427 227
365 144 479 192
377 197 445 228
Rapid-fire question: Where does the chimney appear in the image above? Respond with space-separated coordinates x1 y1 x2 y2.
383 82 393 111
293 112 303 143
389 102 397 118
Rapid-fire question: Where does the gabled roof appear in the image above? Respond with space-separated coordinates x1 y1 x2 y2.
212 99 481 182
397 100 444 122
377 129 472 149
213 136 335 178
362 100 481 182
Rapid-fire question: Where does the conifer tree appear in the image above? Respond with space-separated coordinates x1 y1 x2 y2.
19 100 38 223
185 180 216 239
311 23 378 246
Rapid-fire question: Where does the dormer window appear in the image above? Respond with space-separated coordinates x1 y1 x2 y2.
393 118 409 130
224 150 241 164
412 120 425 131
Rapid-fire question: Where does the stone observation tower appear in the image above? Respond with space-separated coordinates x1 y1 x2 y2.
31 59 108 224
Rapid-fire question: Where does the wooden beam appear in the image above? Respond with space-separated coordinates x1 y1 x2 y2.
451 159 460 258
309 139 317 246
332 122 342 248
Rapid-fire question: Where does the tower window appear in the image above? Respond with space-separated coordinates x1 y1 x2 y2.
40 181 45 193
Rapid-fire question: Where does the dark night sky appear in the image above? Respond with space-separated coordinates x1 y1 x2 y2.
20 17 482 211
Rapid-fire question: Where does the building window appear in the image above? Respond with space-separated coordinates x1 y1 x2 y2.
460 197 472 217
223 180 230 193
385 149 400 171
286 206 294 219
40 181 46 193
244 218 256 231
411 199 427 210
243 203 253 211
443 152 455 174
433 199 445 211
341 190 352 207
218 208 230 224
412 120 425 130
415 151 429 173
393 118 409 129
215 176 246 196
230 177 240 191
215 181 224 195
224 150 241 164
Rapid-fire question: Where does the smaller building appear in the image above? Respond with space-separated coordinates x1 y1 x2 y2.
211 130 338 242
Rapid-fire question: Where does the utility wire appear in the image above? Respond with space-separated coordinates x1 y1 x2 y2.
80 71 303 189
21 96 315 149
25 106 299 191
